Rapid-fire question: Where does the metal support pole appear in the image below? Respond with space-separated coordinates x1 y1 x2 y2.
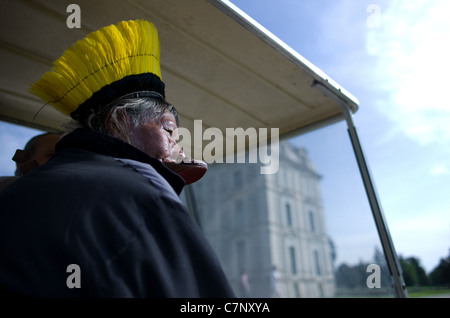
184 185 203 230
313 81 408 298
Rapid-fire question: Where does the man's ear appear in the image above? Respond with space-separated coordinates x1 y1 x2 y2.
12 149 39 176
105 108 133 141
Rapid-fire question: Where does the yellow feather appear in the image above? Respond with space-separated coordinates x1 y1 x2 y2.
29 20 162 116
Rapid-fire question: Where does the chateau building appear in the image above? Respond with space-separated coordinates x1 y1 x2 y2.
181 141 335 297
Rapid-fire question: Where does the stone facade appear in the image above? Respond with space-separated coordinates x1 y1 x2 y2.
181 141 335 297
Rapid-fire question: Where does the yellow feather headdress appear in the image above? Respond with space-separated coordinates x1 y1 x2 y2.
29 19 164 120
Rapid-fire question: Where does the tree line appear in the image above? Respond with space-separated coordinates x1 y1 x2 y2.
334 247 450 290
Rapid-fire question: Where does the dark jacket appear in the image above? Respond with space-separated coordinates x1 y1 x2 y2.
0 128 235 298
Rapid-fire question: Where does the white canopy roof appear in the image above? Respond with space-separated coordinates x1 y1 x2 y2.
0 0 358 155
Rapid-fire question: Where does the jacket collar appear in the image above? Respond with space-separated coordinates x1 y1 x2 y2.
56 128 185 195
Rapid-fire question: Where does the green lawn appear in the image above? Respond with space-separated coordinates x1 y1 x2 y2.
407 287 450 298
334 286 450 298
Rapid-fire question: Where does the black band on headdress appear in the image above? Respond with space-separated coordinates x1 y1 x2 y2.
71 73 165 121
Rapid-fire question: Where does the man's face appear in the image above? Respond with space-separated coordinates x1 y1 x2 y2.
128 111 181 162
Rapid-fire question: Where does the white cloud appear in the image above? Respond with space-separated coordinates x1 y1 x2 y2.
367 1 450 145
430 164 450 176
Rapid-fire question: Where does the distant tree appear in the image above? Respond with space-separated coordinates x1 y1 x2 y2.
335 263 355 288
373 247 386 266
408 257 429 286
335 247 398 289
400 257 417 286
335 261 368 289
335 248 435 291
400 256 430 287
429 251 450 287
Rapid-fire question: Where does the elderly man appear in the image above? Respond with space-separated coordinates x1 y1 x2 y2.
0 132 61 191
0 19 235 298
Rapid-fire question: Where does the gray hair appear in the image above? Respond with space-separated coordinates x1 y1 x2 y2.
64 93 179 145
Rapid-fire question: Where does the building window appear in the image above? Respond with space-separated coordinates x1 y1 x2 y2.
314 250 321 276
235 200 245 228
289 246 297 275
285 203 292 227
308 210 315 232
233 170 243 188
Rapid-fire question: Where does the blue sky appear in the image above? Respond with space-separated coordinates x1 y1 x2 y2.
228 0 450 273
1 0 449 274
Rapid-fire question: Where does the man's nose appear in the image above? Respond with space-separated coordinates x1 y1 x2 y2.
171 143 185 163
